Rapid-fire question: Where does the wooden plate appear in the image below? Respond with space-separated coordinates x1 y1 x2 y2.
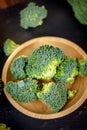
2 36 87 119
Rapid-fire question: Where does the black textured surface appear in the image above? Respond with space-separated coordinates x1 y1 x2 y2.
0 0 87 130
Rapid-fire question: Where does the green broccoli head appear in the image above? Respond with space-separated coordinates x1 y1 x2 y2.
10 55 28 80
67 89 77 99
67 0 87 25
6 78 38 103
37 82 67 112
3 38 19 56
26 45 64 80
77 59 87 76
53 57 78 84
20 2 48 29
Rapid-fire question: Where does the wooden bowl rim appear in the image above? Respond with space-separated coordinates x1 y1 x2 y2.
2 36 87 119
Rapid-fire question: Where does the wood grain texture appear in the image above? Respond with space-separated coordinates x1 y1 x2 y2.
2 36 87 119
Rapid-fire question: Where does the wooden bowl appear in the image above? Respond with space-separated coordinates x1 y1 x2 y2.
2 36 87 119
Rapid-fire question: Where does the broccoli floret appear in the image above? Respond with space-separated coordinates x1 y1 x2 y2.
67 89 77 99
67 0 87 25
53 57 78 84
0 123 10 130
3 38 19 56
0 79 4 95
20 2 47 29
10 55 28 80
77 59 87 76
6 78 38 103
37 82 67 112
26 45 64 80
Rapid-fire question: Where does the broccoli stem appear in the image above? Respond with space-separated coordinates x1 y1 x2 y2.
3 38 19 56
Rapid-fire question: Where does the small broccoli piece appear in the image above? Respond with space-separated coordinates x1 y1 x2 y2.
3 38 19 56
68 89 77 99
0 79 4 95
77 59 87 76
37 82 67 112
6 78 38 103
53 57 78 84
10 55 28 80
0 123 10 130
67 0 87 25
20 2 47 29
26 45 64 80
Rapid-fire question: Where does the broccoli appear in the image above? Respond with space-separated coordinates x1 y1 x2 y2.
0 79 4 95
26 45 64 80
67 0 87 25
67 89 77 99
6 78 38 103
10 55 28 80
77 59 87 76
0 123 10 130
37 82 67 112
3 38 19 56
53 57 78 84
20 2 47 29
